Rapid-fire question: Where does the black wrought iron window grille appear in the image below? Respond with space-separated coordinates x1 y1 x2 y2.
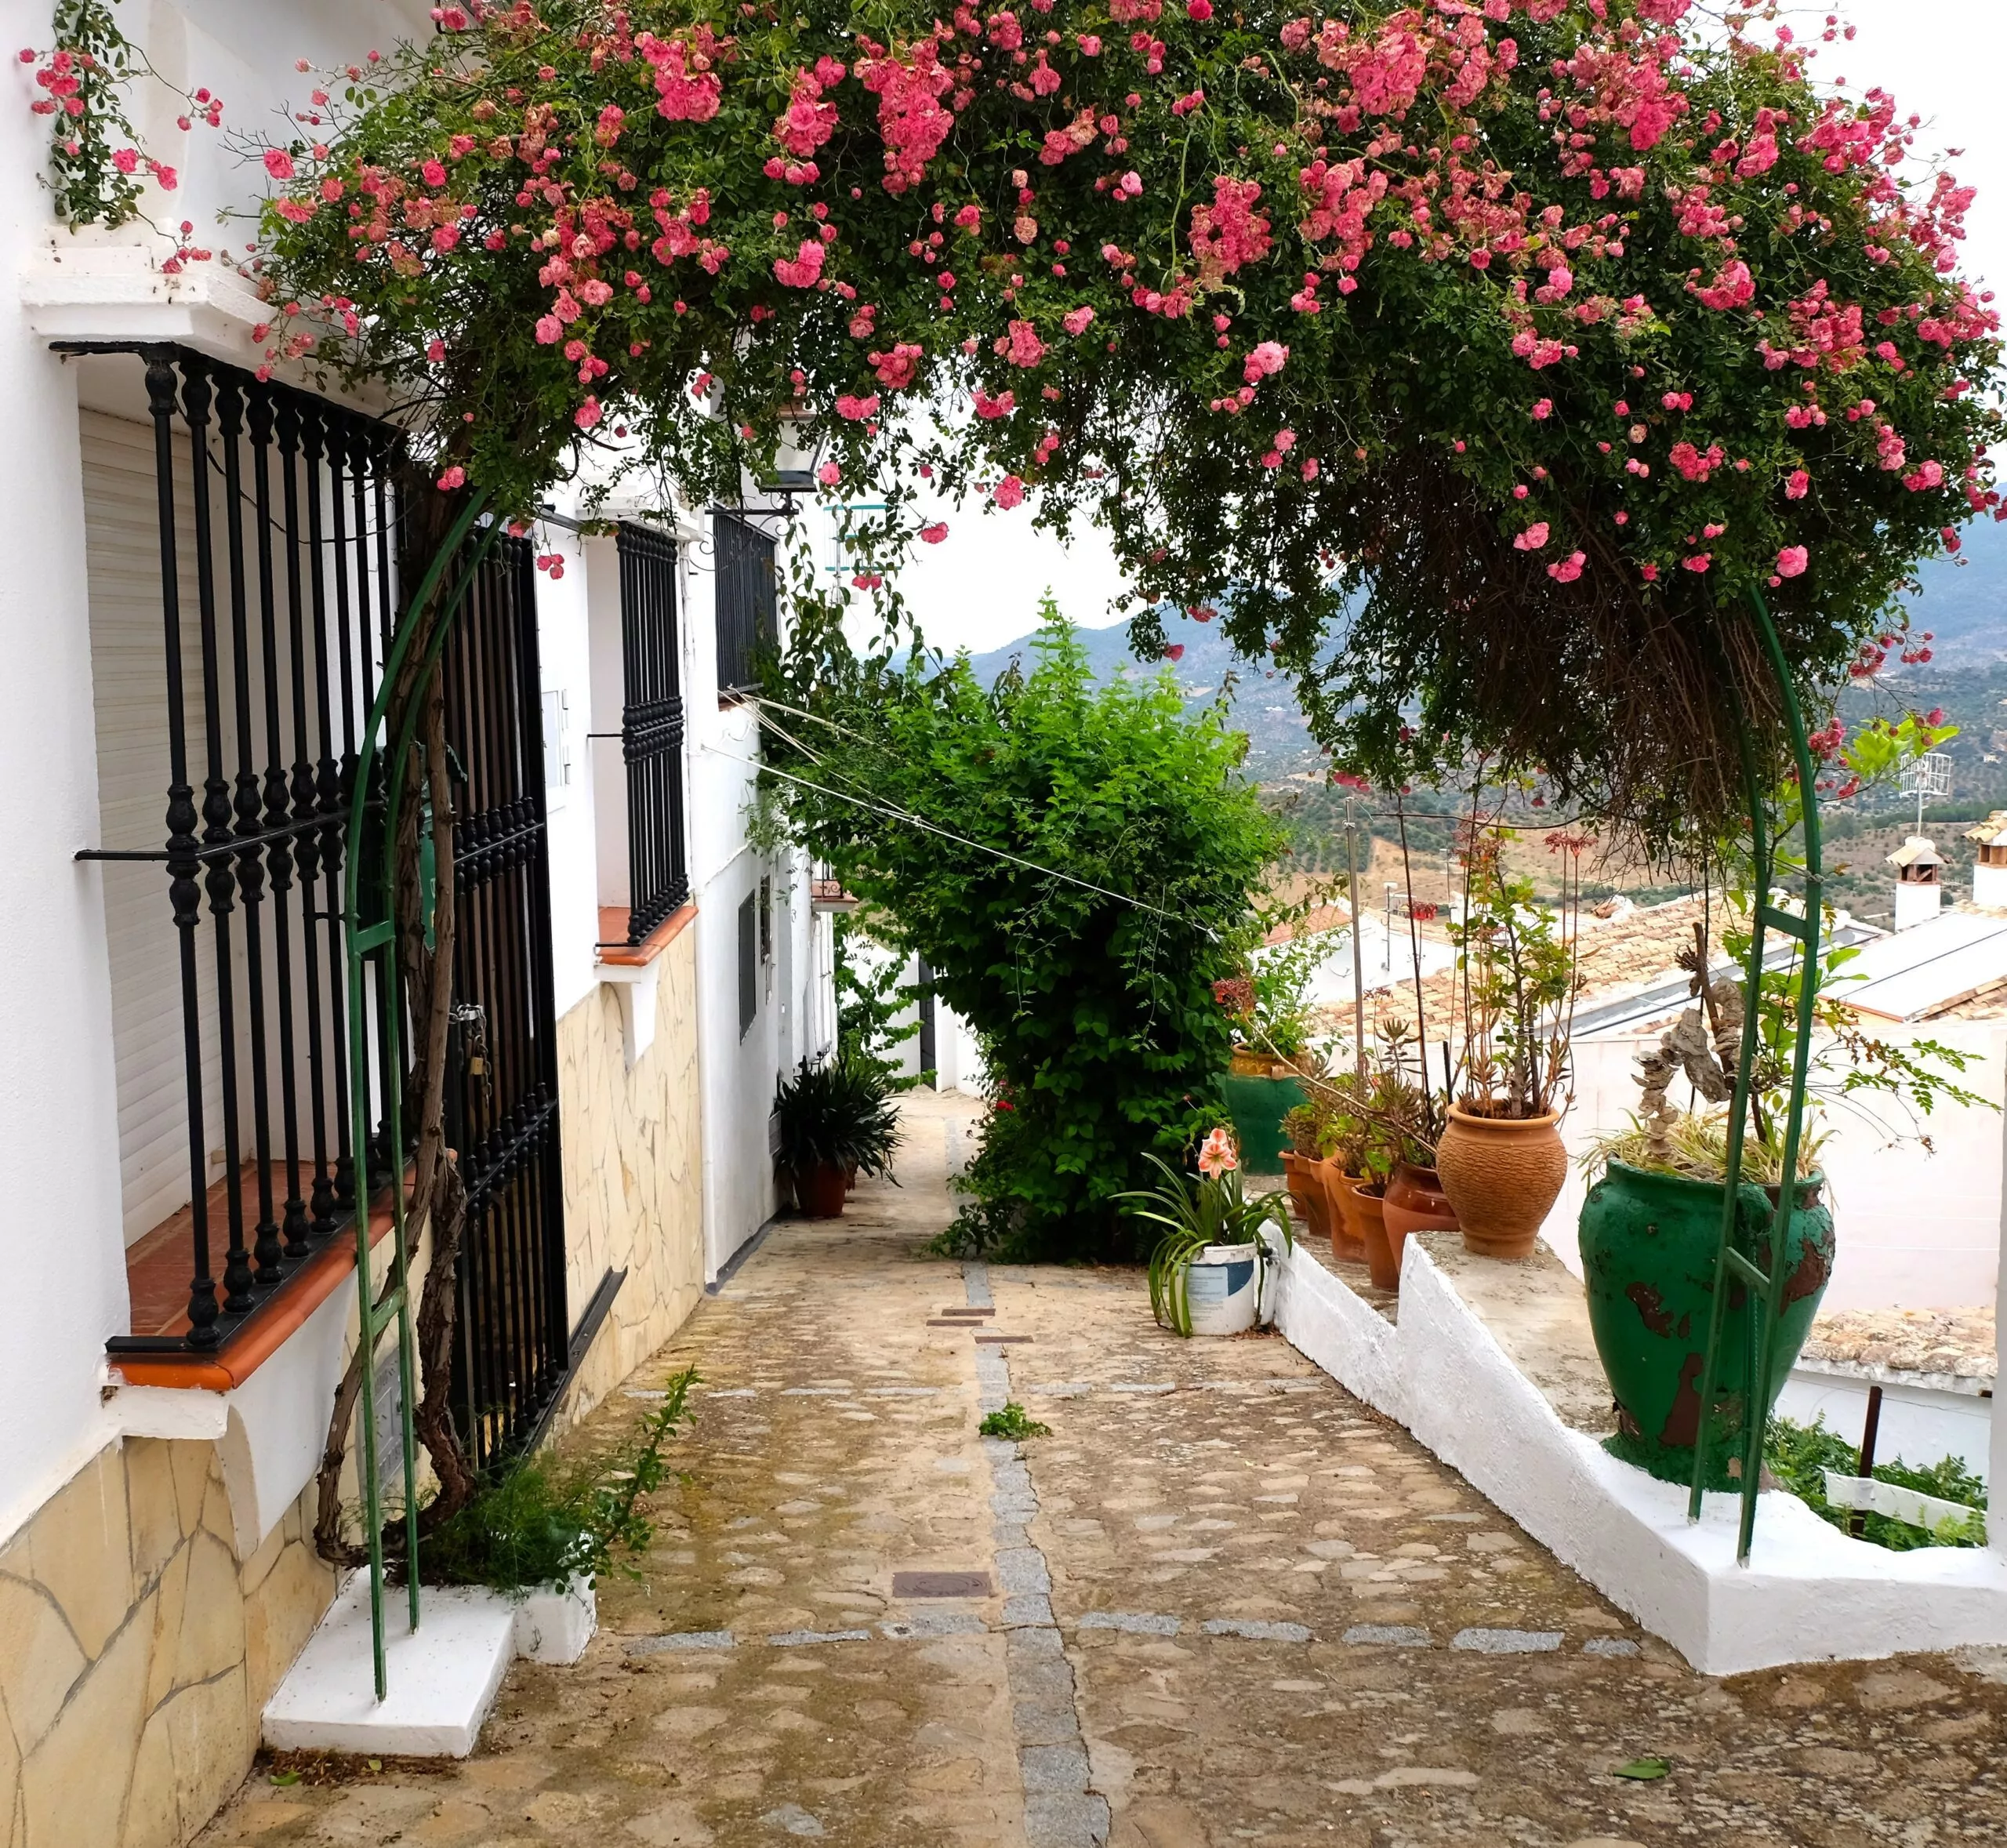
72 343 416 1358
712 510 777 695
615 524 688 945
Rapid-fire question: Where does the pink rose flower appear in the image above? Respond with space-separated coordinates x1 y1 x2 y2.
1513 522 1550 551
1776 545 1809 578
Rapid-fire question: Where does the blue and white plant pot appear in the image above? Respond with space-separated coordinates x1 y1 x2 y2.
1185 1242 1264 1336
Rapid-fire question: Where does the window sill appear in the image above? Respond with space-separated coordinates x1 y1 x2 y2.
597 903 696 1066
596 902 697 969
111 1185 400 1392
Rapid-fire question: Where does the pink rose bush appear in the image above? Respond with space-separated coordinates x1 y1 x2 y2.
238 0 2001 831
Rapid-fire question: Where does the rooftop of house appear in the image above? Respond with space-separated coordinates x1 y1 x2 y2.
1306 891 1731 1040
1888 834 1946 871
1833 906 2007 1022
1965 810 2007 848
1798 1305 1997 1389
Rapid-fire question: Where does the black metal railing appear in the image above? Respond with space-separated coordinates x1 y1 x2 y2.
441 533 570 1469
713 510 777 694
615 524 688 942
76 344 410 1356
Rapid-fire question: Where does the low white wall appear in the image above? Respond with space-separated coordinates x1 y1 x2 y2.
1272 1240 2007 1675
1777 1370 1992 1482
1550 1023 2007 1312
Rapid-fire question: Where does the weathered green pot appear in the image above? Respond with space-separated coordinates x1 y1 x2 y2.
1221 1073 1306 1174
1578 1160 1835 1489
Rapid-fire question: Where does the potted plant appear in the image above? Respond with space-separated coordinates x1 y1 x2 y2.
1580 820 1989 1483
1304 1035 1442 1288
1435 826 1585 1258
1360 1018 1458 1254
774 1055 903 1218
1279 1098 1337 1245
1123 1129 1294 1336
1214 967 1311 1170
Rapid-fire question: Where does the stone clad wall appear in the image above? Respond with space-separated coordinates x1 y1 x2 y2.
0 1436 332 1848
553 921 706 1431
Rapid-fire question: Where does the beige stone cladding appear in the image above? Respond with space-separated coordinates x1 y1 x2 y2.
552 920 706 1432
0 1436 334 1848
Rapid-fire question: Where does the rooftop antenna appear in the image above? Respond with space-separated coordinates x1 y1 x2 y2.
1900 750 1952 835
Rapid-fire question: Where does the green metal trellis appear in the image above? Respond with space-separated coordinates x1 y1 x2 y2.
1686 588 1824 1564
340 491 497 1701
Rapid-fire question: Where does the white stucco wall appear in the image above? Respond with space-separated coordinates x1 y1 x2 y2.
0 0 430 1548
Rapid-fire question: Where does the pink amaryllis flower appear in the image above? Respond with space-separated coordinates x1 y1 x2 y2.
1197 1126 1239 1178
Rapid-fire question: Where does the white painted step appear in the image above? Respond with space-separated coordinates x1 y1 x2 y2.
263 1572 517 1758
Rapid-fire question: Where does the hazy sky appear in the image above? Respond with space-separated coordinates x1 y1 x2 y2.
818 1 2007 658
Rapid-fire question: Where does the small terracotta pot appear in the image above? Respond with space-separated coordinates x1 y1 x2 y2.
796 1162 849 1218
1435 1106 1569 1260
1320 1163 1368 1262
1381 1161 1457 1277
1281 1151 1333 1243
1352 1185 1398 1291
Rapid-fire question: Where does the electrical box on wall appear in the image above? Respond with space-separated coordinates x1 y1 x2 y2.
543 687 573 808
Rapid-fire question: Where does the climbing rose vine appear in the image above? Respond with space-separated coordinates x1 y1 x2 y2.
247 0 2003 833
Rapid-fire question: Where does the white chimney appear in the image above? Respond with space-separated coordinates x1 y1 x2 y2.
1889 834 1944 932
1965 812 2007 910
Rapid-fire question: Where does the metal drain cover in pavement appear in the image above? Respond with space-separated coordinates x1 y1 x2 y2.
892 1571 994 1598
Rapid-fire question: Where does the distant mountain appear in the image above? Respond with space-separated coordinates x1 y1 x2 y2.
959 612 1323 776
953 514 2007 773
1894 513 2007 665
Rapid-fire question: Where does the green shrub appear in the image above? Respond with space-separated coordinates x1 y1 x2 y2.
770 597 1283 1260
416 1367 699 1592
1765 1414 1987 1551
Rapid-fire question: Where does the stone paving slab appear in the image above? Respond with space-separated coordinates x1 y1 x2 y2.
194 1092 2007 1848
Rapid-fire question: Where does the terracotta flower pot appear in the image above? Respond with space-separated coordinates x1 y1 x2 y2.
1352 1185 1399 1291
1381 1161 1458 1275
1320 1162 1367 1262
1435 1105 1569 1260
1281 1151 1333 1243
796 1161 849 1218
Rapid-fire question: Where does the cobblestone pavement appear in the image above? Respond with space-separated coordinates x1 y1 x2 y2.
199 1095 2007 1847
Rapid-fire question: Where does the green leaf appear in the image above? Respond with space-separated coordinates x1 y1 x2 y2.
269 1770 301 1788
1612 1757 1671 1781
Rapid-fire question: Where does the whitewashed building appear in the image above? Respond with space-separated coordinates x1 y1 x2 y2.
0 5 829 1841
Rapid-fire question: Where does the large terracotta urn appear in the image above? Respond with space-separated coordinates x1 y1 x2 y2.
1435 1106 1570 1260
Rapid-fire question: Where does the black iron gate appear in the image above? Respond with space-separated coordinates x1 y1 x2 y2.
441 532 569 1470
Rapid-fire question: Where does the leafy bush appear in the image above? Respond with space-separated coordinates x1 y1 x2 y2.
1766 1414 1987 1552
773 1055 902 1179
771 599 1283 1259
418 1367 699 1592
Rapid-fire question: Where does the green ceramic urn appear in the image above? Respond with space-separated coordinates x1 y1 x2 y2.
1577 1160 1835 1488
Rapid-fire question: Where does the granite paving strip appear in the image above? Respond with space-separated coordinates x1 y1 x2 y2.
967 1259 1112 1848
